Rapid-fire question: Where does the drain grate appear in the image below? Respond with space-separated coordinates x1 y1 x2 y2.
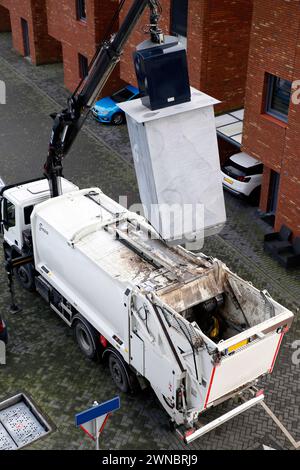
0 393 52 450
0 422 17 450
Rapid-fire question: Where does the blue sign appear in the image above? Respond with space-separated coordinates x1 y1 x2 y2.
75 397 120 427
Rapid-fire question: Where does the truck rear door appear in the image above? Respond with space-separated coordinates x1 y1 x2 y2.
204 310 293 408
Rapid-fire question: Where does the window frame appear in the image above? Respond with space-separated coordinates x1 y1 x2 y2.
5 200 16 229
24 205 34 226
76 0 87 22
170 0 189 38
265 74 292 123
111 87 135 103
78 53 89 79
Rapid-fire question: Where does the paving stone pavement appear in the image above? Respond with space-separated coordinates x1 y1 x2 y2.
0 33 134 167
0 32 299 450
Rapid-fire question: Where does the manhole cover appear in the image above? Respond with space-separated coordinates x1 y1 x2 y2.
0 393 52 450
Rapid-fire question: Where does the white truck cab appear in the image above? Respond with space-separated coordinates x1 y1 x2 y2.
1 178 78 252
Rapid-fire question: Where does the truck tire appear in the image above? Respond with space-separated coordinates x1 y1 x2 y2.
74 320 98 361
15 264 35 292
108 352 130 393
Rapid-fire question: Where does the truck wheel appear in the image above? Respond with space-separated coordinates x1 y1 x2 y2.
112 112 124 125
108 352 130 393
74 320 98 361
15 264 35 292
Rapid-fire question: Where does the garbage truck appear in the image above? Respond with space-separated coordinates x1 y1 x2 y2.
0 178 294 442
0 0 294 443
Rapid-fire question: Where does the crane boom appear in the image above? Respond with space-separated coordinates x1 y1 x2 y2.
44 0 163 198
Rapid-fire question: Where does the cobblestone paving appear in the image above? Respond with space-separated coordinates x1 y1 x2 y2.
0 33 299 450
0 33 134 166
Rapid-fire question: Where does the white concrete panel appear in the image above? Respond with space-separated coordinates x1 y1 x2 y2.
121 88 226 244
120 87 219 123
231 134 242 144
218 121 243 137
215 114 238 128
230 109 244 120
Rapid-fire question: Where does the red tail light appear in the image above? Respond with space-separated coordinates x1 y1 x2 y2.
100 335 108 348
237 176 251 182
0 321 5 334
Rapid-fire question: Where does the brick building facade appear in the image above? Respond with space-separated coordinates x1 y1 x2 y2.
242 0 300 237
0 0 253 109
0 0 299 237
0 4 11 32
0 0 62 64
119 0 253 114
46 0 123 94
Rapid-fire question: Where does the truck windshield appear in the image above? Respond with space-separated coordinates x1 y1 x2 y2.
6 201 16 228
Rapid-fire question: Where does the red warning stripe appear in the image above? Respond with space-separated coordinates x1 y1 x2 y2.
80 424 95 441
99 413 111 435
204 366 217 409
269 331 284 373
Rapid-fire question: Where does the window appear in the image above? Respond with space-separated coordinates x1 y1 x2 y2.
77 0 86 21
24 205 34 225
5 201 15 228
224 161 263 178
171 0 188 37
21 18 30 58
111 88 135 103
78 53 89 79
266 74 292 122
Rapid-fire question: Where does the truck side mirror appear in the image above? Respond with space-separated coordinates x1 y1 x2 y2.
0 197 3 233
0 197 9 232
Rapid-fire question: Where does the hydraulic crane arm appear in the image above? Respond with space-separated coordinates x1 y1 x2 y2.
44 0 163 198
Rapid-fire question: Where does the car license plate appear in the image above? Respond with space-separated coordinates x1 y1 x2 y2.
228 338 249 353
224 177 233 185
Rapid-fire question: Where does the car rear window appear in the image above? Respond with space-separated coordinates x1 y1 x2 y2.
224 160 263 177
111 88 135 103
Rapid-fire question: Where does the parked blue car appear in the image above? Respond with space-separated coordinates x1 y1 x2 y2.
92 85 140 125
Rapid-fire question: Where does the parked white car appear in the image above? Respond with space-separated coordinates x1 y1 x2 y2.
221 152 263 202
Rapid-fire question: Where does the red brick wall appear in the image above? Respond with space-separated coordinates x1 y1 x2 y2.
119 0 253 114
31 0 62 64
0 0 61 65
259 167 272 213
0 4 11 32
119 0 171 86
188 0 253 114
47 0 123 94
242 0 300 237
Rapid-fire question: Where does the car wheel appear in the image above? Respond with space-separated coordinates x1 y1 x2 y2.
108 352 130 393
112 112 125 125
74 320 98 360
15 264 35 291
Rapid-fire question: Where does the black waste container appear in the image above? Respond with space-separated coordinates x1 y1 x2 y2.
134 36 190 111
